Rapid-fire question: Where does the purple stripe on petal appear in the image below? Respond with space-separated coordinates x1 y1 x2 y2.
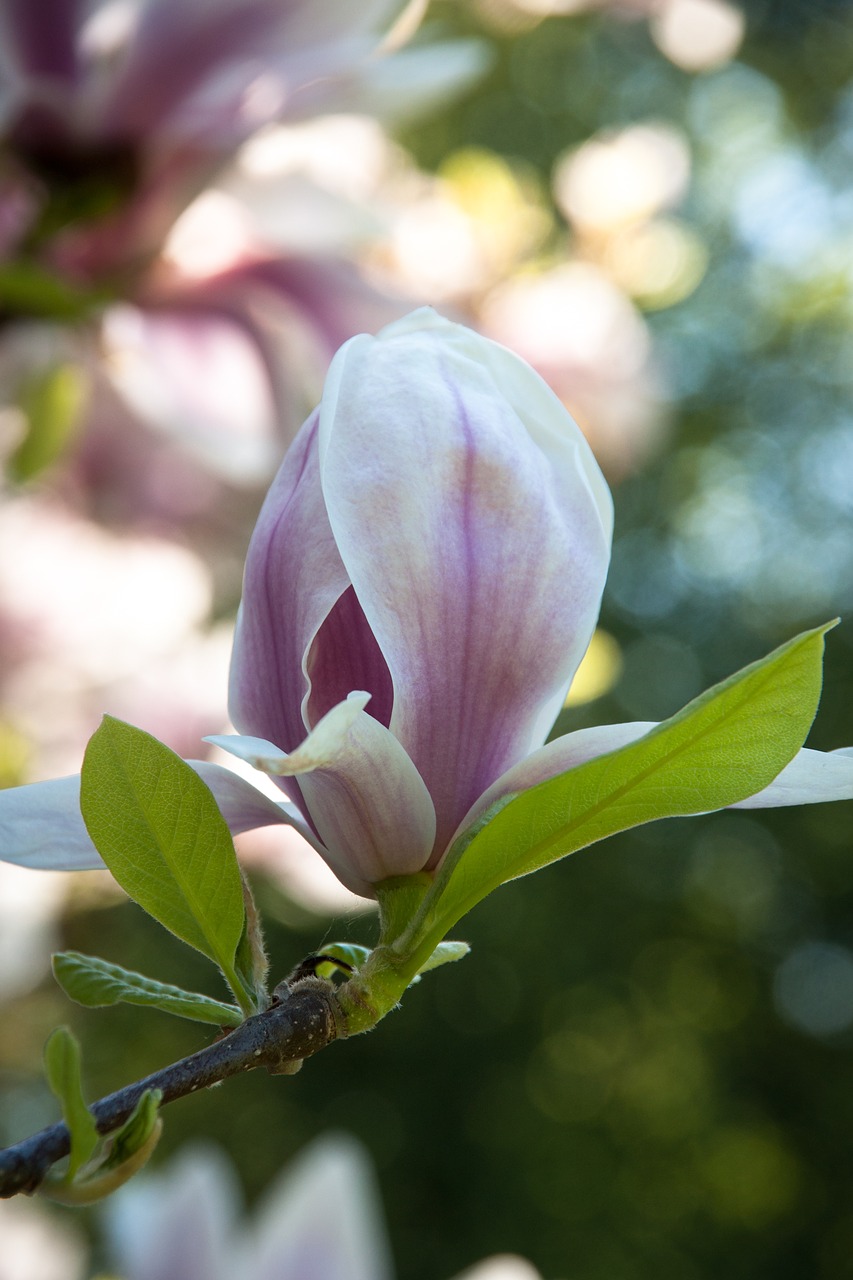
229 411 350 759
319 314 612 856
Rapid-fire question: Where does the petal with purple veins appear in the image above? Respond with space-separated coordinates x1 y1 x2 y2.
210 692 436 893
319 311 612 855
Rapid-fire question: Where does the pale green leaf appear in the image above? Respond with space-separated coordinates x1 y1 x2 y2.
53 952 243 1027
431 623 833 933
43 1090 164 1205
416 940 470 975
103 1089 163 1171
80 717 247 999
43 1027 99 1179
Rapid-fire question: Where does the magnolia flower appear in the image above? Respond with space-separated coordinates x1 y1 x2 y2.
2 310 853 894
0 0 487 479
104 1134 540 1280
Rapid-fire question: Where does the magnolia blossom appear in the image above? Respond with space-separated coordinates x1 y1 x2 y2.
0 0 486 478
2 310 853 894
104 1134 540 1280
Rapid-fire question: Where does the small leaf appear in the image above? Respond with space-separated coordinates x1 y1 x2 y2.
43 1027 99 1179
53 952 243 1027
103 1089 163 1171
316 943 372 972
431 622 834 933
416 941 470 975
80 717 250 1008
42 1091 163 1206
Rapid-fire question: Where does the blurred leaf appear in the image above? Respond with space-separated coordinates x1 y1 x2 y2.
8 363 87 483
80 717 250 1008
430 623 833 931
43 1027 99 1180
53 951 244 1027
0 262 96 319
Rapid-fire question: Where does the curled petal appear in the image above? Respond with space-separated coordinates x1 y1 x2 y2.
320 310 612 854
0 764 306 873
210 692 436 893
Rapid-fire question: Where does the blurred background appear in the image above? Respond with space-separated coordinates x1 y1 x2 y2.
3 0 853 1277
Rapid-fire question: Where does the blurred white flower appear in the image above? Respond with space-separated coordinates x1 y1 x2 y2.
0 1195 87 1280
104 1135 542 1280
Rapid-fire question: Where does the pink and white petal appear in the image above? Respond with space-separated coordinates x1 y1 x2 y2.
0 775 105 871
286 38 491 124
0 764 311 873
246 1135 392 1280
319 310 611 854
211 693 436 891
188 760 321 846
732 746 853 809
228 411 350 760
102 304 281 485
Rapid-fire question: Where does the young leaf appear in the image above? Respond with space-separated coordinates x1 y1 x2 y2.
43 1027 99 1179
316 943 372 972
80 717 248 1004
102 1089 163 1172
416 941 470 975
53 952 243 1027
430 622 833 932
43 1090 163 1205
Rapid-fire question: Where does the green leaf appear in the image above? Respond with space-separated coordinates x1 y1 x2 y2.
316 943 372 972
103 1089 163 1171
43 1027 99 1179
80 716 249 1008
416 940 470 975
8 363 87 483
0 262 97 319
53 952 243 1027
42 1090 164 1206
429 622 834 934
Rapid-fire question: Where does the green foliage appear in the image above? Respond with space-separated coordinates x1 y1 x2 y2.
53 952 244 1027
80 716 254 1013
43 1027 99 1180
315 942 372 974
7 363 87 483
416 940 471 974
42 1089 164 1205
428 624 832 935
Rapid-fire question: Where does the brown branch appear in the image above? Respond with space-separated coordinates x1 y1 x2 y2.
0 978 346 1198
